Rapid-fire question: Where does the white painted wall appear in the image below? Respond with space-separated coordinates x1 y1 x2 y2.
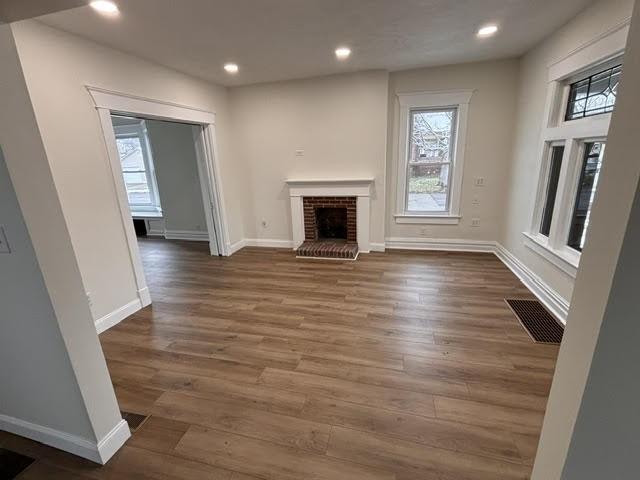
9 20 246 322
229 71 389 246
501 0 635 304
532 2 640 476
0 147 94 444
0 23 126 463
386 59 519 242
145 120 208 235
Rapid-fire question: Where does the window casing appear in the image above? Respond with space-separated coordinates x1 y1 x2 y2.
527 53 623 277
114 121 162 213
395 90 472 224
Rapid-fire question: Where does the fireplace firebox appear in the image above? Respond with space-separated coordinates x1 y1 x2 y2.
297 196 358 259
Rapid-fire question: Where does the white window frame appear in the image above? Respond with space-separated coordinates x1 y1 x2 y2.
394 90 472 224
114 120 162 214
525 23 628 278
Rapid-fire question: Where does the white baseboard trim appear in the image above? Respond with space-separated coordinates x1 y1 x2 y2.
164 230 209 241
494 243 570 324
244 238 295 249
96 419 131 464
138 287 151 307
0 414 129 464
369 242 386 252
228 238 247 255
231 238 385 254
385 237 497 252
95 298 142 334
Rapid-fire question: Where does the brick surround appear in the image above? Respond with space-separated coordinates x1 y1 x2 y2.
303 196 357 243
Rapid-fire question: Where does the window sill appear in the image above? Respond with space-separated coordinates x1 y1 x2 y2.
131 210 163 219
522 232 579 278
394 214 461 225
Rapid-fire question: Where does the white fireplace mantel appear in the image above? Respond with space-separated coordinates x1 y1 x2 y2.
285 178 374 252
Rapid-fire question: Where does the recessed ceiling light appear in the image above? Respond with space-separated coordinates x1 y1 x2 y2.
477 25 499 37
224 63 239 74
89 1 119 15
335 47 351 60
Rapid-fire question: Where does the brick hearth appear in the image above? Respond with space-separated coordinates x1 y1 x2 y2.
296 241 359 260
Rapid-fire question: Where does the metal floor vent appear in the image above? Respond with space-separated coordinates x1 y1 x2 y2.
0 448 35 479
506 299 564 344
121 411 150 432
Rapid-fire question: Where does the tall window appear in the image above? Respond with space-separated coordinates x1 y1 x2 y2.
528 54 622 277
539 144 565 237
114 120 162 213
406 108 457 213
567 142 605 251
395 90 471 224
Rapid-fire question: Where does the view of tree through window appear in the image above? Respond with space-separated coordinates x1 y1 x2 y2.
407 108 456 212
117 136 152 205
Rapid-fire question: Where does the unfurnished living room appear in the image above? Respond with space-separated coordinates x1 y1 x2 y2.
0 0 639 479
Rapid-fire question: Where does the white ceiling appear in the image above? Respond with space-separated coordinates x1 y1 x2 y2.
38 0 595 87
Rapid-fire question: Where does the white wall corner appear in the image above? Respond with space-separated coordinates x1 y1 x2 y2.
494 243 570 323
369 242 386 252
0 414 130 465
95 298 143 334
228 238 247 255
96 419 131 464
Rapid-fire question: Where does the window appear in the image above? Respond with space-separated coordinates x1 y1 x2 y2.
567 142 605 251
406 108 457 213
114 120 162 213
539 144 564 236
395 90 472 224
527 49 623 277
565 65 621 121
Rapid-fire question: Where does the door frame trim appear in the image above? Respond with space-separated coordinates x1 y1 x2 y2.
88 86 230 310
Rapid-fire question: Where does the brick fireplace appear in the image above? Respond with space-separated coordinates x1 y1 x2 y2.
297 196 358 259
286 178 373 260
303 197 357 242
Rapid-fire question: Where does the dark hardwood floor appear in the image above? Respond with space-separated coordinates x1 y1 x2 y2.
3 238 559 479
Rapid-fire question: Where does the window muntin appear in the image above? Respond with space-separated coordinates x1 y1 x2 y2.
540 145 565 237
567 142 605 251
406 108 457 213
565 65 621 121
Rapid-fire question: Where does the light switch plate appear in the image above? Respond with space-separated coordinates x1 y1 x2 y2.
0 226 11 253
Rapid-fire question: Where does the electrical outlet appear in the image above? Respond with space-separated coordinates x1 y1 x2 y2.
475 177 485 187
0 226 10 254
471 218 481 227
295 150 304 157
472 196 480 205
261 220 268 228
86 292 93 309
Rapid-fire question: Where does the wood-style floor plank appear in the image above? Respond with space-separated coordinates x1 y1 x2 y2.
152 390 331 453
327 426 531 480
13 240 559 479
175 424 396 480
259 368 437 418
